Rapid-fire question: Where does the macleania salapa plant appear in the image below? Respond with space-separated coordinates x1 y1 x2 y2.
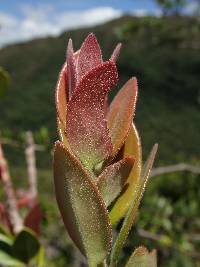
53 33 158 267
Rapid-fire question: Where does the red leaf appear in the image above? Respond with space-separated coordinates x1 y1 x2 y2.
0 203 12 232
17 196 32 208
24 202 42 236
55 62 68 127
107 78 138 158
66 39 77 97
77 33 102 83
110 43 122 62
66 61 118 172
103 95 109 115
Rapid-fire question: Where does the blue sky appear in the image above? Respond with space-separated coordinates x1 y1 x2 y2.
1 0 159 15
0 0 196 47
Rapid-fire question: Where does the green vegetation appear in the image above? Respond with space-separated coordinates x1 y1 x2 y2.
0 15 200 266
0 67 10 97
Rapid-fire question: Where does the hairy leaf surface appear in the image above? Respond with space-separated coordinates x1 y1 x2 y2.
56 63 68 127
66 61 118 172
66 39 77 97
97 156 134 207
107 78 138 158
110 43 122 62
77 33 102 82
53 141 112 266
125 246 157 267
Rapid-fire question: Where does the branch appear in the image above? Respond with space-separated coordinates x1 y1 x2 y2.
0 138 20 147
151 163 200 177
0 144 23 233
137 228 162 242
0 137 45 151
24 131 38 200
137 229 200 259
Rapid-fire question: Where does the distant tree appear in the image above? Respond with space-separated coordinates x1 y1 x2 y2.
156 0 186 15
0 67 10 98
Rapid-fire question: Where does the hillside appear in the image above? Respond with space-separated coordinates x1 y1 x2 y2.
0 15 200 165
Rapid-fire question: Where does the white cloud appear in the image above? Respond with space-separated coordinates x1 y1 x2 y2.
0 12 17 27
0 6 122 47
130 8 162 17
131 9 149 17
184 1 200 15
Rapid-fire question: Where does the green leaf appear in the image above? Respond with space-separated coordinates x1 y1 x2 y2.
97 156 134 207
0 227 14 255
36 247 46 267
53 141 112 267
109 123 142 225
0 67 10 97
0 251 23 266
0 233 13 246
0 225 10 235
125 246 157 267
0 225 14 245
12 228 40 263
110 144 158 266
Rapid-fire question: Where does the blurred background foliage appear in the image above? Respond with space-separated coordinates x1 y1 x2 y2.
0 2 200 266
0 67 10 98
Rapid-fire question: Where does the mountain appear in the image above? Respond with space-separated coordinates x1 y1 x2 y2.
0 15 200 165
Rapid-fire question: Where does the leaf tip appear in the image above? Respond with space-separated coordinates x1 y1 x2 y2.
84 32 99 46
110 43 122 62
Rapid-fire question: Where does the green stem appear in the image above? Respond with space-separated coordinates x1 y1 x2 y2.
97 261 107 267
